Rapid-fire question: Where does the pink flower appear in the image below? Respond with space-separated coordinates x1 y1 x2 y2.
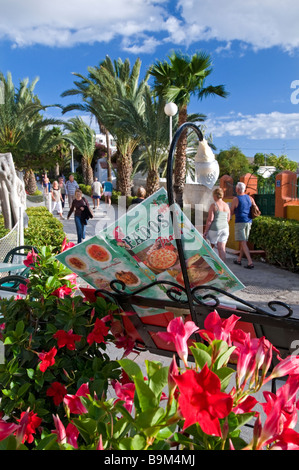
61 237 75 252
255 375 299 449
38 347 57 373
113 380 135 413
17 280 28 296
52 415 79 448
0 419 20 442
63 383 90 415
156 317 198 366
269 356 299 380
198 311 241 345
51 285 73 299
0 323 5 341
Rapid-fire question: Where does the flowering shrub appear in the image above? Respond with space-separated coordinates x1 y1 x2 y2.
1 243 299 450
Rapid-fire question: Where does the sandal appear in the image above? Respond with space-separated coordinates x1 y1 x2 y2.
244 264 254 269
233 260 242 265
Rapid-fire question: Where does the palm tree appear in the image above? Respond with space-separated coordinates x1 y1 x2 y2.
63 117 96 186
18 125 64 194
61 56 148 196
149 51 228 206
0 72 57 161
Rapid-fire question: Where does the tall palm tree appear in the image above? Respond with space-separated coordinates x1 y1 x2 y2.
63 117 96 186
0 72 57 160
149 51 228 206
61 56 148 196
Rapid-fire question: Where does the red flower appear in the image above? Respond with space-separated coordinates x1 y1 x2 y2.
51 285 73 299
53 329 82 350
61 237 75 252
52 415 79 448
47 382 68 406
38 347 57 372
23 249 39 268
174 365 233 436
87 318 109 346
63 383 90 415
16 410 42 444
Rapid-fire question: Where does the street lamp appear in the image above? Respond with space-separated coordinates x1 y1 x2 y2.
70 144 75 173
164 102 178 145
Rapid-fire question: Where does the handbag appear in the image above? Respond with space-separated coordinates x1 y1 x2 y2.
250 200 261 219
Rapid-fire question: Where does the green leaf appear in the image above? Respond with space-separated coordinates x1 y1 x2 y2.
15 320 24 337
134 377 157 411
214 366 235 391
34 434 59 450
135 407 165 430
149 366 169 398
118 358 144 381
190 345 211 369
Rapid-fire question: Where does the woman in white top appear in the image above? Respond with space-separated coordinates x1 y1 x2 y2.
203 188 230 261
51 181 65 219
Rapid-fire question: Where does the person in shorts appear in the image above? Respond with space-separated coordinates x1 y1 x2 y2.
203 188 230 261
230 182 258 269
50 180 65 219
91 177 103 209
103 180 113 206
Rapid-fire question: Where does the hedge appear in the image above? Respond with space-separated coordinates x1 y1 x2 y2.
24 206 66 252
249 216 299 272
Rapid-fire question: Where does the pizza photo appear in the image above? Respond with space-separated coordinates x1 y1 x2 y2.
147 247 178 271
65 255 88 272
86 244 111 263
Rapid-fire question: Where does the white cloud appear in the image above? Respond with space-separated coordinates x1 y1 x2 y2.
0 0 168 48
1 0 299 52
206 111 299 140
176 0 299 52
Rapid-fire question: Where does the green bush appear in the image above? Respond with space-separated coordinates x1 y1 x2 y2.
249 216 299 272
25 207 66 252
78 184 92 197
0 215 10 239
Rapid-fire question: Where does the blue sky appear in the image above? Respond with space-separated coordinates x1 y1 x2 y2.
1 0 299 162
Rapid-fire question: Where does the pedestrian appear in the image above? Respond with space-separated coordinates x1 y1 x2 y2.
230 182 259 269
50 180 65 220
65 174 79 209
58 177 66 209
132 186 146 204
203 188 230 262
91 177 103 209
67 188 91 244
42 174 49 195
103 180 113 206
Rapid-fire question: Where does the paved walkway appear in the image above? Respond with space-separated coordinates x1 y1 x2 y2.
35 191 299 317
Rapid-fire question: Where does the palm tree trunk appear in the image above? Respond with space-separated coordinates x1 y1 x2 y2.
117 150 133 197
105 129 112 182
81 157 88 184
27 169 37 195
86 162 94 187
146 168 160 196
174 104 188 208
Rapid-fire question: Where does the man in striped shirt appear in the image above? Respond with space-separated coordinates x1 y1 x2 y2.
65 174 79 208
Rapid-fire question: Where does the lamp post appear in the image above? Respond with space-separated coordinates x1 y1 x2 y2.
164 102 178 146
70 144 75 173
